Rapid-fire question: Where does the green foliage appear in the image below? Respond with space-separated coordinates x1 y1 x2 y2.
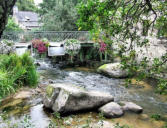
151 114 162 121
20 115 35 128
98 112 105 127
0 40 15 54
53 112 61 119
5 17 23 32
0 113 35 128
77 0 167 94
1 39 14 46
0 53 38 98
48 120 57 128
39 0 86 31
52 112 64 127
157 79 167 95
0 70 15 98
162 123 167 128
155 1 167 37
64 39 81 54
21 53 39 86
16 0 37 12
38 0 57 15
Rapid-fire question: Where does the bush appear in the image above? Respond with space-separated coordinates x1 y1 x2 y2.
4 17 23 32
157 79 167 94
64 39 81 54
64 39 81 62
0 40 15 54
32 39 49 54
151 114 162 121
0 52 38 98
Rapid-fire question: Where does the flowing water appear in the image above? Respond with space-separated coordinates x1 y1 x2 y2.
0 60 167 128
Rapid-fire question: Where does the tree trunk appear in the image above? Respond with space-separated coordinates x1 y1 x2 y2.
0 0 17 39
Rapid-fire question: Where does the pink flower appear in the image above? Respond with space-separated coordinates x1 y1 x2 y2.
32 39 48 54
37 42 47 53
99 41 107 53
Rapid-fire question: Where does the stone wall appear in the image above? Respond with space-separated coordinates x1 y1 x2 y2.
113 37 167 65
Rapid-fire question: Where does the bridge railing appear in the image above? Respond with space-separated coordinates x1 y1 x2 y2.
1 31 91 42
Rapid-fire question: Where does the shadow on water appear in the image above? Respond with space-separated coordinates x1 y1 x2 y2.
0 61 167 128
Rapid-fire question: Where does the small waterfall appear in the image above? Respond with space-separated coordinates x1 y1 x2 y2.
36 59 52 70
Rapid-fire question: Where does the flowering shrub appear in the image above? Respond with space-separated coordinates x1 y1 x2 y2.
64 39 81 55
32 39 49 54
99 41 107 53
93 40 108 61
93 40 107 53
0 40 15 54
64 39 81 62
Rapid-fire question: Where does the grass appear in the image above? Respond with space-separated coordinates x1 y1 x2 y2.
0 52 39 98
151 114 162 121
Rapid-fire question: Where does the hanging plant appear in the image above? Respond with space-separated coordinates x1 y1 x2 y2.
0 40 15 54
32 39 49 58
64 39 81 63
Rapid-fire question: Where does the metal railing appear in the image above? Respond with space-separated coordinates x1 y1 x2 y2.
1 31 91 43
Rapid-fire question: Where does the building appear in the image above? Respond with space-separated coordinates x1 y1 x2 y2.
13 6 41 30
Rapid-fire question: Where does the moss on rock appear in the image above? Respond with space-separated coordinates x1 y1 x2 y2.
46 85 54 97
97 64 107 72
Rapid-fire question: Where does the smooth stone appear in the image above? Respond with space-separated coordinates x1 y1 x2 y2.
120 101 143 113
43 83 114 114
99 102 124 118
48 79 54 84
139 114 149 120
97 63 128 78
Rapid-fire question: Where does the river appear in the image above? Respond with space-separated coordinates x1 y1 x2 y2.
0 60 167 128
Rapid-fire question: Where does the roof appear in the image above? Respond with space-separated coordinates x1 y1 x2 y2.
15 11 39 22
19 21 40 27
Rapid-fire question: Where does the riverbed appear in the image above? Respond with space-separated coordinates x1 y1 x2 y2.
0 64 167 128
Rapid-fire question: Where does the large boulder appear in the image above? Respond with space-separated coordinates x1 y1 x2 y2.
98 102 124 118
120 101 143 113
43 83 114 114
97 63 128 78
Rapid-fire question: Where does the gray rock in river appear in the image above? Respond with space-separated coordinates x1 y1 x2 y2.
120 101 143 113
97 63 129 78
43 83 114 114
98 102 124 118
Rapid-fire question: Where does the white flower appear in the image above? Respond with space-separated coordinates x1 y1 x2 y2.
64 39 81 55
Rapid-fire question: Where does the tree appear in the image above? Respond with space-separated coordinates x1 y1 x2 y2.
78 0 167 42
77 0 167 94
16 0 37 12
39 0 57 15
4 17 23 32
0 0 17 38
39 0 86 31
